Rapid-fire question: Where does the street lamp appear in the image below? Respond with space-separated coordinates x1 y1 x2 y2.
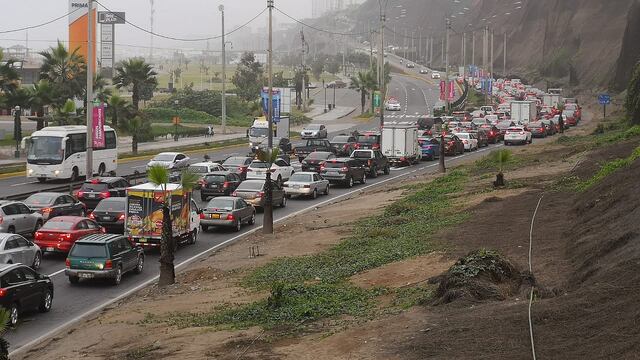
219 4 227 135
13 106 22 159
174 100 179 141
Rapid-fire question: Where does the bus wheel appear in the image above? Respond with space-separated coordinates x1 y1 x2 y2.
37 177 47 183
98 163 106 176
70 167 79 182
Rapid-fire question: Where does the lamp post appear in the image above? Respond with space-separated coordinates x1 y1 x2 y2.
174 100 179 141
219 4 227 135
323 79 327 112
13 106 22 159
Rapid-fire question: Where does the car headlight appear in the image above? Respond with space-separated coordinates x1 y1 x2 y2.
54 170 61 175
28 169 34 174
97 263 104 270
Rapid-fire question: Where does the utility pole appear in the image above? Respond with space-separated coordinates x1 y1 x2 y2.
490 29 494 77
462 32 466 80
429 36 433 67
342 37 346 76
369 29 374 69
472 30 475 66
445 17 451 114
441 37 445 65
418 30 422 65
503 31 507 77
301 29 308 111
411 31 415 62
219 5 227 134
403 29 407 59
264 0 274 235
483 25 488 72
86 0 94 179
379 4 386 132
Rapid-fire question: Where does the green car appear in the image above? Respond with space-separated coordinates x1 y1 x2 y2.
65 234 144 285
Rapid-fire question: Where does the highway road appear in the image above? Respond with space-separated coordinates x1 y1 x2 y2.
5 55 460 354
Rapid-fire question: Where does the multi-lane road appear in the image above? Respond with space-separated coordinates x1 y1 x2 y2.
6 56 462 355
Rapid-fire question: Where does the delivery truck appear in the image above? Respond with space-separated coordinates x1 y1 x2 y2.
381 122 422 165
510 101 537 124
542 94 561 108
125 183 200 247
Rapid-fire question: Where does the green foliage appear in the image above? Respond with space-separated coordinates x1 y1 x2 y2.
392 285 434 310
120 116 152 153
289 109 312 126
143 107 215 123
231 52 264 101
625 61 640 124
179 169 200 192
150 125 208 139
447 249 511 284
576 146 640 191
114 58 158 111
152 87 251 123
244 170 469 288
0 49 20 96
349 71 376 114
311 59 324 80
256 147 280 164
540 48 572 78
474 149 516 173
156 282 376 330
146 164 170 188
38 41 86 111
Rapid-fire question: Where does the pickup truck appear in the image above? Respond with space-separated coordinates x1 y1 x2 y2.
294 139 336 161
350 149 390 178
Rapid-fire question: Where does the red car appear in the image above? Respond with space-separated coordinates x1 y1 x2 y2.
478 124 502 143
34 216 104 253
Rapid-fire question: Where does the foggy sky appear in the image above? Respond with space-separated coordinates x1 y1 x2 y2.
0 0 309 53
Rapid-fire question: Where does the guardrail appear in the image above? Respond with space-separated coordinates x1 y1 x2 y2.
451 80 470 111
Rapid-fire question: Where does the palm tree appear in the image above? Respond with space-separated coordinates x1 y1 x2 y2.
0 307 10 359
55 99 78 125
120 115 151 154
349 71 374 114
113 58 158 111
255 147 280 234
29 80 56 117
39 42 86 111
107 93 131 128
491 149 512 187
83 74 112 108
147 165 199 286
0 49 20 96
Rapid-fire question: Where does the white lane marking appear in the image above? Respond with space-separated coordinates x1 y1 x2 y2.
10 181 40 187
391 166 409 171
131 165 147 170
47 268 66 277
9 143 503 357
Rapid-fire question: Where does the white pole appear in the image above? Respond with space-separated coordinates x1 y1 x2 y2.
220 5 227 134
86 0 94 179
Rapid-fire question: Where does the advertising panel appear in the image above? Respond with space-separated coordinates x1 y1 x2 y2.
68 0 96 69
92 103 105 148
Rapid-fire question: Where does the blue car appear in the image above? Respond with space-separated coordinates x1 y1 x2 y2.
418 137 441 160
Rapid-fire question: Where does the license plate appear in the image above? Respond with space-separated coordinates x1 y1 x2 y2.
210 214 220 219
293 185 300 189
139 238 147 243
46 247 54 252
87 194 97 199
256 171 263 175
102 217 111 221
79 273 93 279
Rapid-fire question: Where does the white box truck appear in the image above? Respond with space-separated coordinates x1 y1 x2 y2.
381 122 422 165
510 101 537 124
542 94 561 108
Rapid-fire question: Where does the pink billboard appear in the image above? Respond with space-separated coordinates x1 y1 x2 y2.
92 104 105 148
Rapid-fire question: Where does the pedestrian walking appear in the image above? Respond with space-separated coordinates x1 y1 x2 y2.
206 126 212 138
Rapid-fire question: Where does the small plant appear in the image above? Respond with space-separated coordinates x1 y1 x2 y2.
490 149 513 187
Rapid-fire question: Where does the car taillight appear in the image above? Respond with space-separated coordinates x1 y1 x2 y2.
59 233 72 241
256 191 264 198
88 212 95 220
105 259 113 269
0 216 3 224
99 191 111 199
34 231 43 240
354 144 361 149
226 214 235 220
463 140 468 144
118 214 126 221
520 131 525 135
368 159 372 166
232 191 238 197
448 141 455 146
372 144 380 150
505 131 510 135
320 162 326 171
199 212 205 219
199 179 206 186
41 207 53 214
0 288 7 297
76 190 84 198
65 258 70 268
341 166 349 172
489 131 495 135
223 181 230 188
238 166 247 172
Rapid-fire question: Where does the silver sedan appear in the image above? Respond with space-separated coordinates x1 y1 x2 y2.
0 233 42 270
200 197 256 232
283 172 330 199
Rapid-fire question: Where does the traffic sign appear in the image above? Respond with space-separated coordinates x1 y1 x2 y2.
373 91 381 107
172 116 181 125
598 94 611 105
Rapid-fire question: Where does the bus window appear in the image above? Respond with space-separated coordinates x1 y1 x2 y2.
106 131 116 149
66 133 86 159
27 136 64 164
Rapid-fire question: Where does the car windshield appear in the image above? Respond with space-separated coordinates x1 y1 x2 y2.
497 122 512 128
249 162 270 169
24 193 57 206
289 173 313 182
94 199 126 212
508 127 523 131
42 220 75 230
70 243 107 258
223 157 249 166
206 199 235 211
204 174 227 183
305 124 322 130
357 135 377 143
237 181 264 191
308 152 331 160
249 127 270 137
331 136 350 143
307 139 327 146
325 161 347 168
563 111 574 116
529 123 543 128
189 166 210 174
26 136 64 164
80 183 108 192
351 151 371 159
152 154 175 161
456 133 470 139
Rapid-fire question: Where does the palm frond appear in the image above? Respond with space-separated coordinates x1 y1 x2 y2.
491 149 513 173
0 307 10 333
179 169 200 192
147 164 169 187
256 147 280 164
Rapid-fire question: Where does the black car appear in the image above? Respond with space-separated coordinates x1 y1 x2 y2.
24 192 86 221
528 121 548 138
65 234 144 286
470 130 489 148
301 151 336 173
75 177 130 210
350 149 390 177
444 135 465 156
0 263 53 326
200 171 243 201
90 198 126 234
320 158 367 188
222 156 253 180
330 135 358 156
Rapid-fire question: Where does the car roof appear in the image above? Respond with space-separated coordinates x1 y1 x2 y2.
0 233 23 241
0 200 20 206
190 162 222 167
84 177 124 184
205 171 233 176
291 171 318 176
156 152 181 156
0 263 22 273
330 157 352 162
207 196 236 201
76 233 123 244
46 216 87 223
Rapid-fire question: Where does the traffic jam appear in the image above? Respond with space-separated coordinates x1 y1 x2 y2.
0 77 582 328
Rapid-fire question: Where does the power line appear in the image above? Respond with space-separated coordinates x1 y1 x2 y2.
0 7 82 34
94 0 266 42
274 7 367 37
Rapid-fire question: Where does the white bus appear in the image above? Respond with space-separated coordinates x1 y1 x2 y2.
24 125 118 182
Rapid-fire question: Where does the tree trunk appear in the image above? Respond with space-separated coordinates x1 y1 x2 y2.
494 172 505 187
132 135 138 154
112 111 118 128
361 90 366 114
439 134 446 173
263 171 274 234
158 203 175 286
132 84 139 112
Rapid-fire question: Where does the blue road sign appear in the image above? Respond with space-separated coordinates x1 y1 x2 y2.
598 94 611 105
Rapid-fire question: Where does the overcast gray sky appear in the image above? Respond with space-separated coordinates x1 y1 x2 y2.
0 0 309 53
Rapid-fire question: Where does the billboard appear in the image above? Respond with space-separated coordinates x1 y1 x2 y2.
261 88 281 123
69 0 96 70
92 103 105 148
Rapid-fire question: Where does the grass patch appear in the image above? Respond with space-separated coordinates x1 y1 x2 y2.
392 285 434 310
575 146 640 191
123 344 160 359
155 282 378 330
243 169 469 288
473 149 520 173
